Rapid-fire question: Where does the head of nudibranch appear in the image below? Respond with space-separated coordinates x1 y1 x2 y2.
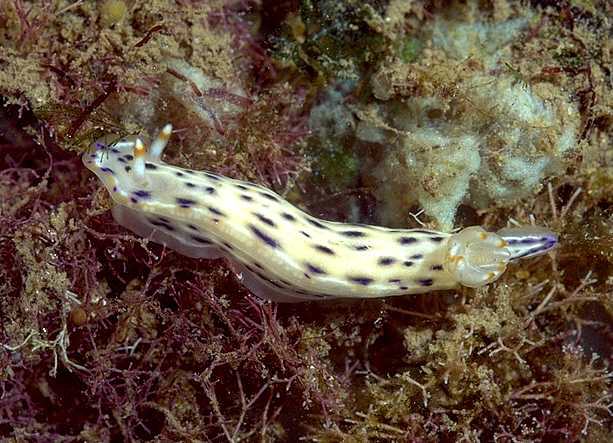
83 138 134 188
444 225 559 288
82 124 173 202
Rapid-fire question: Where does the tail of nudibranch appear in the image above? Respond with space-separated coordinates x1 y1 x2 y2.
444 225 558 288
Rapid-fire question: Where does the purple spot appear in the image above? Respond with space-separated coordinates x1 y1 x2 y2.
176 197 197 208
249 224 280 248
378 257 396 265
133 190 151 198
349 276 373 286
399 236 417 245
306 263 326 275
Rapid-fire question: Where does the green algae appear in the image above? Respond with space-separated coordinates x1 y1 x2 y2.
398 37 423 64
308 138 360 191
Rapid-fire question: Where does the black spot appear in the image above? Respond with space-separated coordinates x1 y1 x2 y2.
191 235 212 244
176 197 197 208
248 224 280 248
305 262 326 275
410 254 423 260
313 245 335 255
400 286 409 290
150 219 174 231
118 157 127 163
399 236 418 245
378 257 396 266
281 212 296 222
254 212 276 227
431 264 444 271
300 231 311 238
185 182 196 188
429 236 444 243
303 273 311 279
388 278 402 284
340 230 366 238
100 167 114 174
124 154 134 160
158 216 171 223
235 184 249 190
354 245 369 251
349 276 373 286
208 206 225 216
240 194 254 202
204 186 216 194
269 280 285 289
222 241 233 250
403 261 414 267
133 190 151 198
411 229 437 234
258 191 280 202
187 224 199 231
175 171 184 177
204 172 221 181
112 186 117 192
111 148 120 153
145 162 158 170
124 166 132 172
418 278 434 286
306 218 328 229
254 262 264 270
130 197 138 204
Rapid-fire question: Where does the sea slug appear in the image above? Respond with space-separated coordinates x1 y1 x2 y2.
83 125 558 302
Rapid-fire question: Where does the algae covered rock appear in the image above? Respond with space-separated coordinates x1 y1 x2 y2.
358 14 580 230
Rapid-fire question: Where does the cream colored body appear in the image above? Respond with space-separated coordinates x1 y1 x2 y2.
83 125 558 302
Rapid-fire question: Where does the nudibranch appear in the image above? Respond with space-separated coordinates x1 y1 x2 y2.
83 125 558 302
